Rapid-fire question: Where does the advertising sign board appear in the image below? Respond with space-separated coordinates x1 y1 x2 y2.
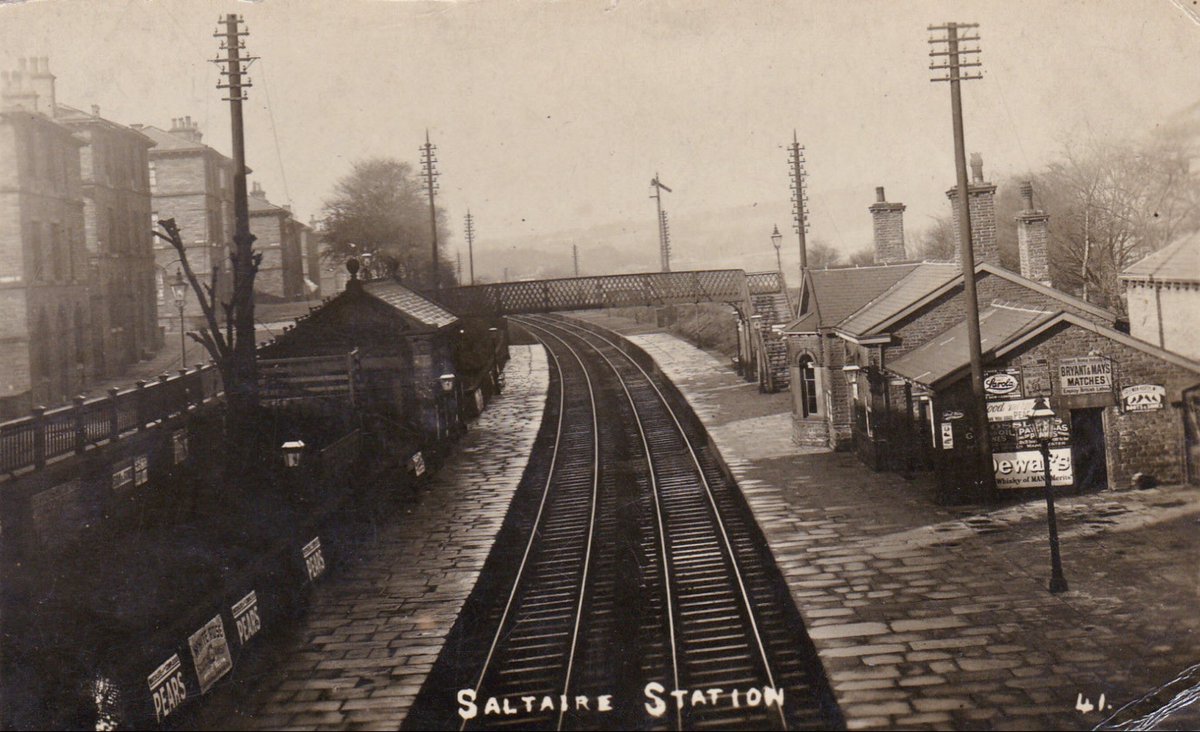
1059 356 1112 395
1121 384 1165 413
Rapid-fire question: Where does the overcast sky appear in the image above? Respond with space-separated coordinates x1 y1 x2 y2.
3 0 1199 277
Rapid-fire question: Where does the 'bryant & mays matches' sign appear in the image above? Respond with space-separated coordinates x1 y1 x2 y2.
1059 356 1112 395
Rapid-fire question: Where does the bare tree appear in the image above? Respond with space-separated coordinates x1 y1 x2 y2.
915 216 956 262
1038 134 1200 312
846 247 877 267
807 238 842 269
318 157 457 289
154 218 260 411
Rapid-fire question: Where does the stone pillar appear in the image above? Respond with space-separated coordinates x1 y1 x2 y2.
947 153 999 267
869 186 907 264
1015 181 1051 285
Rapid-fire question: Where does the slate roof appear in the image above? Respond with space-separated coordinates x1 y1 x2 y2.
138 124 206 152
363 280 459 330
249 193 286 214
887 304 1056 387
783 263 920 333
835 263 961 337
1121 235 1200 284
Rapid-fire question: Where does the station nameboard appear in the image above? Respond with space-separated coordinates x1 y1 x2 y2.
1059 356 1112 395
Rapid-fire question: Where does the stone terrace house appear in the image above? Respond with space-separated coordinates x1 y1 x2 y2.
248 181 308 302
138 117 235 344
54 101 159 375
1120 233 1200 361
0 62 90 417
786 163 1200 497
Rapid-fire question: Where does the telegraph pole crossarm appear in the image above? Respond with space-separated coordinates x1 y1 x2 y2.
789 131 810 276
421 131 440 292
211 13 261 413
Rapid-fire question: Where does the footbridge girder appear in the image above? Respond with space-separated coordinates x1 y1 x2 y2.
430 269 787 318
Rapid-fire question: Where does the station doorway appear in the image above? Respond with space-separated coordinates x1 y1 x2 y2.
1070 407 1109 492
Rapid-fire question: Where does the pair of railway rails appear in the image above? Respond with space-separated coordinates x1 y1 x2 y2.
405 315 842 731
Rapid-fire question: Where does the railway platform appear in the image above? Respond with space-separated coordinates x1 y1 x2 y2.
577 311 1200 731
188 345 550 730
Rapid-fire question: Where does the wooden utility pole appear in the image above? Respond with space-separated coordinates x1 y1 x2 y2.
214 13 260 411
650 173 672 272
930 21 992 496
421 131 440 292
572 242 579 277
788 131 809 274
464 210 476 285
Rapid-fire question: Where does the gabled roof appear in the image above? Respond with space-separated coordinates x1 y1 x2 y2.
53 104 157 145
889 306 1200 391
138 124 207 153
363 280 458 330
835 262 1116 341
835 263 960 337
1120 235 1200 284
886 304 1056 387
249 192 286 215
782 263 920 333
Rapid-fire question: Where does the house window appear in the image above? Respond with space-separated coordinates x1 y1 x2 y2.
798 355 819 417
155 269 164 302
148 162 157 192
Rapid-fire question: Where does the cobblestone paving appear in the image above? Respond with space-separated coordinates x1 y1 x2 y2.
194 345 549 731
579 313 1200 731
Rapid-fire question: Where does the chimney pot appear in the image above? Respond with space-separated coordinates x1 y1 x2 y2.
91 104 100 116
970 152 984 183
1020 181 1034 210
875 186 886 203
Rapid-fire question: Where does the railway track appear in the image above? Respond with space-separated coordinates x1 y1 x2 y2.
404 316 842 731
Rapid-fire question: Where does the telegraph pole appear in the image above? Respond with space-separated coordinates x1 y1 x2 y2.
930 21 993 496
572 242 579 277
650 173 672 272
788 131 809 275
456 250 462 284
464 210 476 285
213 13 259 411
421 131 440 292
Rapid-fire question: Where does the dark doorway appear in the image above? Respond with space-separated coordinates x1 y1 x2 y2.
1184 386 1200 485
1070 408 1109 492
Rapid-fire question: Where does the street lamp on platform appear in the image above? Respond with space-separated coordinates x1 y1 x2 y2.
171 269 188 365
771 225 783 275
1030 396 1068 594
281 439 305 469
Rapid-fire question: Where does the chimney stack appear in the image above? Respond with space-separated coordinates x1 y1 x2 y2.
1 63 38 112
169 115 203 143
1015 180 1051 285
947 152 999 266
251 180 264 198
869 186 906 264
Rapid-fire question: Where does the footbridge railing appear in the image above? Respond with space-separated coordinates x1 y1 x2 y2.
431 269 767 317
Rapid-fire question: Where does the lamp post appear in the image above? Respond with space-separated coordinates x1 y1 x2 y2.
281 440 305 469
1029 396 1068 593
771 224 783 276
171 269 188 366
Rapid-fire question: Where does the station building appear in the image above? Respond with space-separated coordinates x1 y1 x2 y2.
256 262 469 452
785 160 1200 497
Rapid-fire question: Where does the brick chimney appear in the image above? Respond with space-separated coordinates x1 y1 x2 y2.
251 181 265 199
0 60 39 112
946 152 999 266
168 115 203 143
869 186 906 264
28 57 56 116
1015 181 1051 285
